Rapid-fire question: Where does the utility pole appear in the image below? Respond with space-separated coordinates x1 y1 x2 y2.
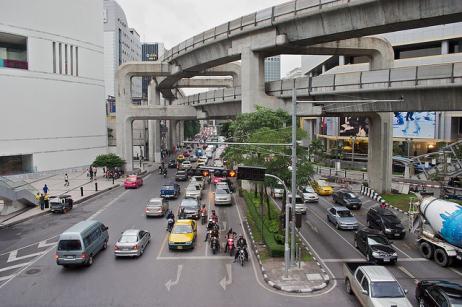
290 83 297 265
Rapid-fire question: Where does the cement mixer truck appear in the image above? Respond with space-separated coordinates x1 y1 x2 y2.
410 196 462 267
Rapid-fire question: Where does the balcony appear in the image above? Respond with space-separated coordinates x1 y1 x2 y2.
0 32 28 70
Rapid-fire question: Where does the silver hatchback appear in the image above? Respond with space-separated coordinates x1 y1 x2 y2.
114 229 151 257
145 198 169 217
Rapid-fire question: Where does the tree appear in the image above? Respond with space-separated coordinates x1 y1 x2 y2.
308 138 325 162
184 120 200 139
92 153 125 169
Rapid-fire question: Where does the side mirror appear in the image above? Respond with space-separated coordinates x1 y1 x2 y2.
361 289 368 295
404 289 408 294
104 226 109 231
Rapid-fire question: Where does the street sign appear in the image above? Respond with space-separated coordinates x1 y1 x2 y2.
237 166 266 181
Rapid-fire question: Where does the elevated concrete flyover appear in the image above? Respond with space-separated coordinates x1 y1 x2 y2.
160 0 462 109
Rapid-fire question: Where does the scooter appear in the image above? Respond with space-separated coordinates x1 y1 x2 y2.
166 218 174 232
237 248 246 266
210 236 220 255
163 169 168 178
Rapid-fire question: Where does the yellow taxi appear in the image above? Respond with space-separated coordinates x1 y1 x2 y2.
168 219 197 250
176 155 185 163
311 179 334 196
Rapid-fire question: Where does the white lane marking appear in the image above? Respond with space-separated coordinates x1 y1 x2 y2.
37 240 57 249
157 256 231 260
165 264 183 291
156 233 169 260
398 266 419 284
220 263 232 290
87 190 129 220
0 275 14 282
305 220 319 233
7 250 47 263
450 268 462 277
0 235 59 257
0 262 31 273
0 245 56 290
391 244 413 259
322 258 428 263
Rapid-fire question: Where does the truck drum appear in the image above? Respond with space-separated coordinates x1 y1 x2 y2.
419 242 434 259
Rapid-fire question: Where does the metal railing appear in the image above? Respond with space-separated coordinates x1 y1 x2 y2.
162 0 352 62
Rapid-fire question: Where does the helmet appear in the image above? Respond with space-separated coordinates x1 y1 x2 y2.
239 234 243 238
209 219 213 222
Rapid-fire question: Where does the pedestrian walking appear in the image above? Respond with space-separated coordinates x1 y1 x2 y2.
92 166 97 177
44 193 50 209
39 193 45 210
89 167 94 181
42 184 49 194
103 167 106 178
64 173 69 187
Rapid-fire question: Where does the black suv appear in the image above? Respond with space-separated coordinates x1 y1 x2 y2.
366 207 406 239
354 228 398 264
168 159 177 168
49 195 74 214
332 189 362 210
175 170 188 181
416 280 462 307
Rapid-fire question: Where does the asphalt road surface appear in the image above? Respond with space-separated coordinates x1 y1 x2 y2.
0 170 345 307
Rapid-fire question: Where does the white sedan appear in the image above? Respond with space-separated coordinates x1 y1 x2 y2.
214 188 232 206
302 186 319 203
181 160 192 169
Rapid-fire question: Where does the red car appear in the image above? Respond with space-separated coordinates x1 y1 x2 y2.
213 176 224 185
124 175 143 189
183 151 190 157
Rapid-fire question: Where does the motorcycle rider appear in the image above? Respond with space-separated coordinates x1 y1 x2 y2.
200 205 208 222
166 210 175 231
205 219 215 241
234 234 248 262
224 229 236 253
210 210 218 223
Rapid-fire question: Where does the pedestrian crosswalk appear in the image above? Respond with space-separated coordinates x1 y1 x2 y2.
0 237 58 287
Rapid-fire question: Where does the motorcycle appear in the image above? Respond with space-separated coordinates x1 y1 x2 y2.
210 236 220 255
226 237 235 256
166 218 174 232
237 248 246 266
163 169 168 178
201 212 207 225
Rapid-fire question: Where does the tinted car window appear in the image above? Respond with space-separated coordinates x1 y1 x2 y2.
172 225 192 234
361 277 369 292
338 210 353 218
371 282 405 298
367 235 389 245
346 193 357 199
119 235 137 243
382 214 401 225
58 240 82 251
355 270 364 282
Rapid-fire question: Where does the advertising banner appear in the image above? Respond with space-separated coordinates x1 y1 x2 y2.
339 117 369 137
393 112 436 138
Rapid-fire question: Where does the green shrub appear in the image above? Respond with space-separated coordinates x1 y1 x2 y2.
274 234 285 245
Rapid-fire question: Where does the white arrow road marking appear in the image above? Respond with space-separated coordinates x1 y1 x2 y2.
37 240 57 249
0 262 31 273
219 263 232 290
0 275 14 282
305 221 318 233
7 250 47 263
165 264 183 291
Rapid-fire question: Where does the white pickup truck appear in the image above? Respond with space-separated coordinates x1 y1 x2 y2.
343 262 412 307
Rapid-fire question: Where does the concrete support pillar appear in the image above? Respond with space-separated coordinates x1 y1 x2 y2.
339 55 345 66
123 117 134 171
442 40 449 55
178 121 184 145
148 80 161 162
240 48 280 113
169 120 177 152
367 113 393 193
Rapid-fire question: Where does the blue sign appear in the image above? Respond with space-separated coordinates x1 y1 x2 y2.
393 112 436 139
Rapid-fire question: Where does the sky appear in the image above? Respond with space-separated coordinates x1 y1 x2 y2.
115 0 301 77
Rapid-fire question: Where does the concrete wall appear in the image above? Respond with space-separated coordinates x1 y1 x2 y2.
0 0 107 172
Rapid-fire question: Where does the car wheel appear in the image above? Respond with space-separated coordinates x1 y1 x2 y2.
367 220 372 228
345 279 353 295
419 242 433 259
366 253 372 262
434 248 452 267
418 298 426 307
103 240 108 250
354 240 358 248
336 222 340 230
87 255 94 266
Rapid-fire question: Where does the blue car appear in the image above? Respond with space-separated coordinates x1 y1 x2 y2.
160 183 181 199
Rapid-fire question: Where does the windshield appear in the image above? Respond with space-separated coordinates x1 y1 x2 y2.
338 210 353 218
187 186 199 191
58 240 82 251
317 180 328 186
119 235 138 243
162 185 174 190
382 214 401 225
148 200 161 207
370 282 405 298
367 235 389 245
181 200 198 208
177 171 186 175
345 193 357 199
127 177 137 182
216 189 229 195
172 225 192 234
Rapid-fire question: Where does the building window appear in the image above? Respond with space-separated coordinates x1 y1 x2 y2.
395 42 441 59
118 28 122 65
75 46 78 76
52 42 56 73
64 44 68 74
449 39 462 54
58 43 62 74
70 45 73 75
0 32 28 70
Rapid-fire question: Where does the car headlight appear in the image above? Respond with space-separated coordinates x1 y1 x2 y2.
392 252 398 257
185 241 193 245
372 251 380 257
384 228 392 233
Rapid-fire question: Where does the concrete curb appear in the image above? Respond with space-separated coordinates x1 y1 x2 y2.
360 185 410 216
243 220 329 293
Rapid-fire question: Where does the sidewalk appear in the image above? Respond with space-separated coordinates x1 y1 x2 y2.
0 162 157 229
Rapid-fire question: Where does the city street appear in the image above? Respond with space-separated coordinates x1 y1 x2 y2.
0 170 349 307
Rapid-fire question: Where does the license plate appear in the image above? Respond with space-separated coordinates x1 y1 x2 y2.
177 246 183 250
394 234 400 237
383 258 390 262
65 255 74 259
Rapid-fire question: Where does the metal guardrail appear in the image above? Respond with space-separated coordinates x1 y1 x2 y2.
176 62 462 106
162 0 351 62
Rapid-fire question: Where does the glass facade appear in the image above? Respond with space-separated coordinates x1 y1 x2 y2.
264 56 280 82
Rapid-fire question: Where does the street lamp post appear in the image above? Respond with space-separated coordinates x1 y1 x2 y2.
290 84 297 265
265 173 290 278
351 136 356 162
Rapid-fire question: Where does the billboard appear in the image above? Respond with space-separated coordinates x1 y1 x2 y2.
393 112 436 138
339 117 369 137
322 117 337 136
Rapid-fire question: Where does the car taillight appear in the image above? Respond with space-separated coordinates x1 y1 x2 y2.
54 254 58 260
132 244 139 250
81 252 88 259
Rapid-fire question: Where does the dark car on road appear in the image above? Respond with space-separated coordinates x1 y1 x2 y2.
160 183 181 199
367 207 406 239
175 170 188 181
332 189 362 210
416 280 462 307
354 228 398 264
50 195 74 213
168 159 177 168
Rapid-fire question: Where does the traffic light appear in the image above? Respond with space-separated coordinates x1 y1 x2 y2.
227 170 236 178
237 166 266 181
202 170 209 177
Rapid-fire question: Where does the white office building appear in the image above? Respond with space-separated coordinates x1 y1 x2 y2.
0 0 107 174
103 0 142 99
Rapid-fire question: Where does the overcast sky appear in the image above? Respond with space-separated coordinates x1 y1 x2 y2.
115 0 301 77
